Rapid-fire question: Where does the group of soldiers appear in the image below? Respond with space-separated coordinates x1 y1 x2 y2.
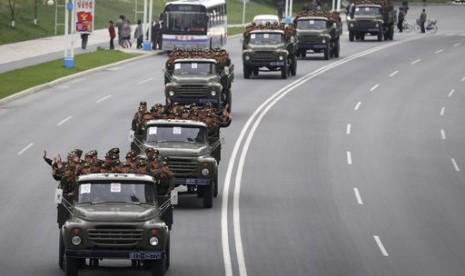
165 48 232 71
131 101 232 137
354 0 393 11
243 22 295 44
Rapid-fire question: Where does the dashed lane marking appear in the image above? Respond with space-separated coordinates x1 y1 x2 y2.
441 129 446 140
96 95 112 103
354 102 362 111
435 49 443 54
137 78 153 85
347 151 353 165
370 84 379 92
411 59 422 65
440 107 445 116
448 89 455 98
347 124 351 135
354 188 363 205
57 116 72 126
451 158 461 172
389 71 398 77
374 235 389 256
18 143 34 155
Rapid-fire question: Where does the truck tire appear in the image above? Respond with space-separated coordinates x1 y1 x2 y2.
349 31 354 41
166 238 171 270
334 40 340 58
281 65 288 79
243 66 251 79
253 69 259 76
377 29 383 41
290 55 297 76
65 256 79 276
202 184 213 208
59 234 64 270
301 50 307 58
324 44 330 60
213 173 218 197
389 25 394 40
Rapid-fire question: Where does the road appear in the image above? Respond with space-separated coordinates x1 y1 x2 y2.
0 4 464 276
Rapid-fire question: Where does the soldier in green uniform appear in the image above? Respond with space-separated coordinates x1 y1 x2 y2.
57 165 76 228
154 161 174 196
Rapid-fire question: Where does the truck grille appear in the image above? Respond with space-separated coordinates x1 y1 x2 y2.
177 85 209 98
354 20 376 28
88 226 143 247
167 158 198 176
253 52 276 61
299 36 319 43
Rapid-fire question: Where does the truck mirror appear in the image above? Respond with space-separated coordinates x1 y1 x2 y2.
224 66 229 75
170 190 178 205
290 36 295 43
129 130 135 142
333 23 337 28
55 189 63 204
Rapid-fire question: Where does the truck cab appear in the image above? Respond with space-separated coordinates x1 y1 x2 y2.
130 119 219 208
347 2 395 41
59 174 172 276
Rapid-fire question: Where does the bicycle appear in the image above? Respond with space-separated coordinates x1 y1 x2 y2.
395 20 413 33
414 18 438 34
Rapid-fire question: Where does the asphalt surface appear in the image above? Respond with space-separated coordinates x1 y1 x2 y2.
0 4 465 276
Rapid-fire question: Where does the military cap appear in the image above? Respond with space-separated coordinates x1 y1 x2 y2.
145 147 155 153
136 159 147 168
140 101 147 106
125 150 137 159
122 162 131 168
161 161 168 167
83 162 91 168
67 152 76 159
88 150 98 157
111 159 121 167
108 147 120 155
72 149 83 158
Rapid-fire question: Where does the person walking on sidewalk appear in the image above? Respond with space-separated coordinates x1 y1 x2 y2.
108 20 116 50
419 9 427 33
121 18 132 48
116 15 125 47
134 19 144 49
80 33 89 49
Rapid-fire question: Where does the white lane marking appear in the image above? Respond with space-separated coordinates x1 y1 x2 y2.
96 94 112 103
448 89 455 98
441 129 446 140
57 116 72 126
440 107 445 116
353 188 363 205
451 158 461 172
354 101 362 111
347 124 351 135
347 151 353 165
374 235 389 256
454 43 461 47
222 36 420 276
370 84 379 92
461 76 465 82
411 59 422 65
389 71 398 77
434 49 443 54
18 143 34 155
137 78 153 85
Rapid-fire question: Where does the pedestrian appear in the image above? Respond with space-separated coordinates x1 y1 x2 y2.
80 33 89 49
397 8 405 32
134 19 144 49
151 20 161 50
121 18 132 48
419 9 427 33
108 20 116 50
116 15 125 47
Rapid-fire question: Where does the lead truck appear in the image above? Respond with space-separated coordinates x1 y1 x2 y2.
347 0 395 41
57 173 174 276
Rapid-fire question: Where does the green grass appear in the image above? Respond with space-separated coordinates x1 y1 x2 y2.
0 48 138 100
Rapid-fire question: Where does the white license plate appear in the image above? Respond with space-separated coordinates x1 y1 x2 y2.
129 251 162 260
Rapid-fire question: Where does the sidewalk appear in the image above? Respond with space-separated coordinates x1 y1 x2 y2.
0 27 154 74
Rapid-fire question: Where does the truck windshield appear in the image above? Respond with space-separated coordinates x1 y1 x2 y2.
165 11 207 34
250 33 284 45
146 125 207 144
354 6 381 16
173 62 216 75
297 19 327 30
77 181 155 204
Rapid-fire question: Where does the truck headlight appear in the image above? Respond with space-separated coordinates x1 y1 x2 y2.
322 39 326 44
202 168 209 176
279 55 284 61
211 90 216 96
169 91 175 97
71 236 82 246
350 23 354 28
375 23 379 28
150 237 159 246
245 55 250 60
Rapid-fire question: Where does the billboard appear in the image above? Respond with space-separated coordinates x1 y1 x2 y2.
75 0 95 33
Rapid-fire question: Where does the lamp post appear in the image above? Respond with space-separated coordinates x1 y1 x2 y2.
48 0 75 68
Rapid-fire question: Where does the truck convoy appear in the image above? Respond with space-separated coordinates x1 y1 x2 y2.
164 48 234 112
347 0 395 41
58 174 173 276
293 11 342 60
242 23 298 79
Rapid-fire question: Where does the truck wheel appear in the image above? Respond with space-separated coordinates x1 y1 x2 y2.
324 45 330 60
213 173 218 198
349 31 354 41
59 234 64 270
243 66 251 79
151 259 165 276
65 256 79 276
166 238 171 270
335 40 340 58
377 30 383 41
290 55 297 76
390 26 394 40
202 184 213 208
302 50 307 58
281 65 288 79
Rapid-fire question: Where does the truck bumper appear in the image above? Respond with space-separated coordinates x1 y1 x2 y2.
244 60 286 68
174 177 211 186
65 249 165 260
298 42 327 50
167 96 219 105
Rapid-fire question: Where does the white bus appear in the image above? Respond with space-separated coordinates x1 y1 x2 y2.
161 0 227 51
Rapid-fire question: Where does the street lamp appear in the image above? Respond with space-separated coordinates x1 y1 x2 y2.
47 0 75 68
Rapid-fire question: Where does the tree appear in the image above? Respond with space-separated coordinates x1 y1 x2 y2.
8 0 16 28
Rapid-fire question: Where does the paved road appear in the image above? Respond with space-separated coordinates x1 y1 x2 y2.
0 4 464 276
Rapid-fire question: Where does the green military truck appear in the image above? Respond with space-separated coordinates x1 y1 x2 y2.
242 23 298 79
164 48 234 112
347 0 395 41
294 11 343 60
130 119 220 208
58 173 173 276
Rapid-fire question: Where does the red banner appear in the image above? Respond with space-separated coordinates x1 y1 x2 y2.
75 0 95 33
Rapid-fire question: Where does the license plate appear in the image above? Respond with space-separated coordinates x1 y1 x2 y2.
129 251 162 260
270 61 285 66
185 178 209 185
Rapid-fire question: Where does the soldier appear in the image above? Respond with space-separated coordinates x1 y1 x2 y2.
154 161 174 196
80 163 92 175
121 162 132 173
111 159 123 173
135 159 148 175
57 165 76 228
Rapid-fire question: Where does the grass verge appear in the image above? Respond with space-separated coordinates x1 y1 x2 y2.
0 48 139 100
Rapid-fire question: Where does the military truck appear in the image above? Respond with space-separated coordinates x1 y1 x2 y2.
347 0 395 41
242 23 297 79
294 11 342 60
58 173 173 276
130 119 220 208
164 48 234 112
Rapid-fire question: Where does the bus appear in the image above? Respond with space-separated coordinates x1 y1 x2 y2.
161 0 227 51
